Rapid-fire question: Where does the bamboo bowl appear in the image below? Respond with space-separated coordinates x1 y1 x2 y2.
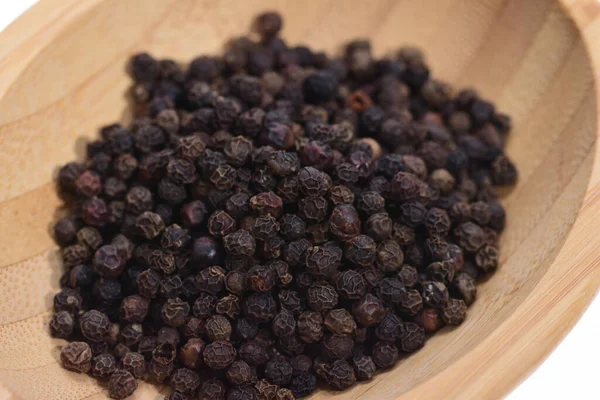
1 0 600 399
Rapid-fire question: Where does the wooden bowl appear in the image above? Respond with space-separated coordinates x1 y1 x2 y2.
1 0 599 399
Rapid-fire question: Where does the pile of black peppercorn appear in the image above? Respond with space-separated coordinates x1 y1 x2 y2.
51 10 518 400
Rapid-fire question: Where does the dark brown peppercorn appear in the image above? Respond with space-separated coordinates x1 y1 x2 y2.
108 369 138 399
251 215 280 240
54 288 83 313
492 155 518 185
204 340 237 370
353 355 376 381
321 334 354 361
305 245 340 278
199 378 226 400
297 196 328 223
397 288 423 316
80 310 111 342
352 294 385 327
421 281 449 308
376 240 404 272
278 290 304 314
364 212 392 242
125 186 154 215
475 244 499 272
329 185 355 206
239 340 269 366
227 385 258 400
276 388 295 400
306 283 338 312
317 359 356 390
377 277 405 306
244 292 277 322
136 269 161 298
180 338 205 369
290 373 316 398
227 360 255 386
427 260 455 283
271 310 296 338
226 270 247 297
122 352 146 379
205 315 233 341
92 279 122 306
399 322 426 352
193 292 217 319
180 200 208 229
455 222 486 253
323 309 356 336
372 341 398 369
91 353 116 380
291 355 313 377
441 298 468 325
265 359 293 385
297 311 324 343
453 272 477 305
50 310 75 339
328 204 361 241
415 308 443 332
208 210 237 238
76 226 103 251
93 245 124 277
161 297 190 327
61 342 92 373
120 295 150 323
171 368 201 395
256 11 283 38
135 211 165 239
336 270 366 300
120 323 143 346
236 318 259 341
344 234 376 267
54 216 81 246
224 232 256 260
255 379 277 400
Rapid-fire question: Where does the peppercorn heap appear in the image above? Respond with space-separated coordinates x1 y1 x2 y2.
51 10 517 400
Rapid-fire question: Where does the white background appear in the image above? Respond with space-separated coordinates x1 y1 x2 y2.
1 1 599 399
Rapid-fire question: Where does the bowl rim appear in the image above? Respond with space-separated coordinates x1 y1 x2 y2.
0 0 599 399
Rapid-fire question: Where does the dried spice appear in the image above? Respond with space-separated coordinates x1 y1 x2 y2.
51 11 516 398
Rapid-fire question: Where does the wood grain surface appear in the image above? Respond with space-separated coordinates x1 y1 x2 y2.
0 0 599 399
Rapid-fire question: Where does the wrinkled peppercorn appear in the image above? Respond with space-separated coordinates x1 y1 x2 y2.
108 369 138 399
61 342 92 373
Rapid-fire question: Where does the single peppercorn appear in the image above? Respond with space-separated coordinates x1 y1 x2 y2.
121 352 146 379
161 297 190 327
170 368 201 395
290 372 317 398
239 340 269 366
61 342 92 373
91 353 117 380
80 310 111 342
344 234 376 267
244 292 277 322
53 288 83 313
120 295 150 323
335 270 366 300
50 310 75 339
108 369 138 399
352 294 386 327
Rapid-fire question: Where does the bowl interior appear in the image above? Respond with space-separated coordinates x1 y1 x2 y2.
0 0 596 399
